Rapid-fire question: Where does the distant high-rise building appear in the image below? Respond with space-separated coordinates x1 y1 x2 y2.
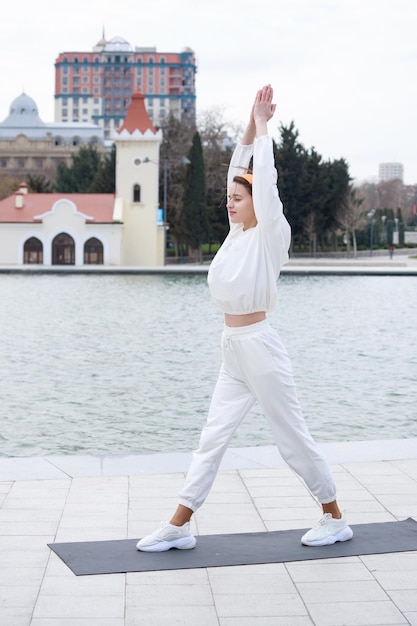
54 34 197 140
378 162 404 183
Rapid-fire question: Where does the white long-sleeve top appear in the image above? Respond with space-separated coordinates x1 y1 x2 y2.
207 134 291 315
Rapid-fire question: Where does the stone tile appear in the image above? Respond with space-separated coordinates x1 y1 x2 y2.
125 604 219 626
331 499 388 513
210 471 248 492
0 585 40 607
239 467 296 479
0 534 53 550
0 458 68 480
1 496 67 510
6 479 70 495
40 573 125 596
264 519 314 531
244 483 309 498
127 497 180 515
63 502 128 516
220 618 313 626
0 549 50 568
404 612 417 626
214 592 307 617
393 459 417 479
0 607 32 626
342 511 397 525
0 566 45 585
205 491 253 504
344 461 406 477
360 552 417 571
257 506 323 522
32 595 125 619
195 509 265 534
45 455 109 478
126 582 213 607
57 513 126 529
372 569 417 589
297 580 389 603
31 617 125 626
307 600 407 625
253 496 316 509
337 490 381 501
53 528 127 542
286 561 374 582
356 477 417 495
209 571 297 594
387 590 417 612
241 475 303 488
126 568 209 585
0 520 58 535
0 508 63 522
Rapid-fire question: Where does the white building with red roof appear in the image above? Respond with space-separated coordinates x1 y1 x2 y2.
0 92 165 267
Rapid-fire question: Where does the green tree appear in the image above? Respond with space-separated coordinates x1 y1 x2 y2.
336 185 365 257
274 122 350 252
158 114 194 255
0 176 20 200
89 144 116 193
55 146 103 192
274 122 309 250
397 207 405 245
198 107 233 249
183 131 208 262
320 157 351 248
26 174 54 193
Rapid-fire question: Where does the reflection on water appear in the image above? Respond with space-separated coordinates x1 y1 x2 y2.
0 273 416 457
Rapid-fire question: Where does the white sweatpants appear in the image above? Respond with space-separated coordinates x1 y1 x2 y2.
179 319 337 512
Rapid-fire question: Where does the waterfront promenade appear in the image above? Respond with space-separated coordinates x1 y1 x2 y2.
1 439 417 625
1 254 416 625
0 248 417 276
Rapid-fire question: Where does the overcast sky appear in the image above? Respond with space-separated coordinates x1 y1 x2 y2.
1 0 416 183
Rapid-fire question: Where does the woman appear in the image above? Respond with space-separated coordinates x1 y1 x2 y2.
137 84 353 551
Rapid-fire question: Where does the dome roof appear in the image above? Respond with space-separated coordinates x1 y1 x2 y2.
104 36 132 52
1 92 45 127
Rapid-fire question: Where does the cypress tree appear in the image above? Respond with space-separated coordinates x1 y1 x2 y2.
183 131 208 262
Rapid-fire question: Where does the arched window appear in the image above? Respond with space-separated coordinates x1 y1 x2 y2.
133 184 141 203
84 238 103 264
52 233 75 265
24 237 43 264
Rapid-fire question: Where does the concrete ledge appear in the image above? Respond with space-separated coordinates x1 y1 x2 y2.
1 438 416 481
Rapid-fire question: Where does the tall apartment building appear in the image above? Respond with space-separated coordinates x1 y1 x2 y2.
54 34 197 140
378 162 404 183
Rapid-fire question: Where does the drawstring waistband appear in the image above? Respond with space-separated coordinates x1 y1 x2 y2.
223 318 270 350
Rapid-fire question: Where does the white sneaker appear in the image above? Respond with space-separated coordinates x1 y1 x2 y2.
301 513 353 546
136 522 196 552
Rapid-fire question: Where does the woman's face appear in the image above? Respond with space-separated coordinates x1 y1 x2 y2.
227 183 257 230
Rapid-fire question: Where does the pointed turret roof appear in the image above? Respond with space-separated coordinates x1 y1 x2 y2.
118 92 157 135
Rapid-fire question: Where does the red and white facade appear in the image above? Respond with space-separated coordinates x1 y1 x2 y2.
0 92 165 267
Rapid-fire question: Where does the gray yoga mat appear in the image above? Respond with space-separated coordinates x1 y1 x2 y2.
48 517 417 576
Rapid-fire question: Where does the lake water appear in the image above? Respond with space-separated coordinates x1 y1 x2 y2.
0 272 416 457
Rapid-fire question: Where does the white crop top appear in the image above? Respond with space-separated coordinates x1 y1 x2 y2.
207 135 291 315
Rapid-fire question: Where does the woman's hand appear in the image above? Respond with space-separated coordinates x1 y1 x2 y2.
242 84 276 144
253 84 276 124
